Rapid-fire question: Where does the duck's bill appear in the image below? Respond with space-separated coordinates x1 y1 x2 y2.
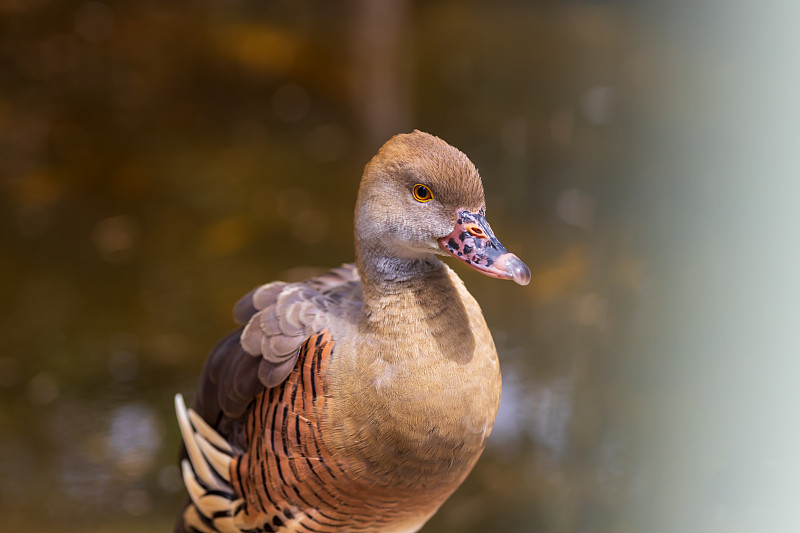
438 209 531 286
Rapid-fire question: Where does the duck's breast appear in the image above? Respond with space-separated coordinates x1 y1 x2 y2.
321 266 501 492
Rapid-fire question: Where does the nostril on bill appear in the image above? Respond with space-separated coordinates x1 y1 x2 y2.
466 224 485 238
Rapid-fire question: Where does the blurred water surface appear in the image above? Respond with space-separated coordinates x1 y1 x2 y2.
3 1 799 532
0 1 654 530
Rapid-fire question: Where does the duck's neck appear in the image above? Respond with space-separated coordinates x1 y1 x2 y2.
356 250 445 324
354 247 475 362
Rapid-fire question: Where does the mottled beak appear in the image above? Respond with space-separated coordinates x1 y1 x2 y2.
438 209 531 286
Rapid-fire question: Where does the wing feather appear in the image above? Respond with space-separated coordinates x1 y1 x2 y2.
189 264 359 448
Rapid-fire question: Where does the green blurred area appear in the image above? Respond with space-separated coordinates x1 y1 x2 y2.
3 1 799 533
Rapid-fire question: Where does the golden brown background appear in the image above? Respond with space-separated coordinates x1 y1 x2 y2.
2 1 799 532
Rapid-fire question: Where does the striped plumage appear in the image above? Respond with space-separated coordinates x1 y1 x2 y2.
175 131 530 533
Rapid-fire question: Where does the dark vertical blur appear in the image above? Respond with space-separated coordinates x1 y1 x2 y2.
2 1 796 532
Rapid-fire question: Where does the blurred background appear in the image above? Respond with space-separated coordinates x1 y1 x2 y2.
2 1 799 532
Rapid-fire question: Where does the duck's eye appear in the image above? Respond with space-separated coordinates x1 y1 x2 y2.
412 184 433 203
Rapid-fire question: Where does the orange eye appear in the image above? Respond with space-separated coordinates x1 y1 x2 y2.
412 184 433 202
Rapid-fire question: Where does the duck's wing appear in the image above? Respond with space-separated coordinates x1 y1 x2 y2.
175 264 359 532
175 329 353 533
191 263 359 448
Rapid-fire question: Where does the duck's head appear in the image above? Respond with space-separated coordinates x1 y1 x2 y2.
355 130 530 286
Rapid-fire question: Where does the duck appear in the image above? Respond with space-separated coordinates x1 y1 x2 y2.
174 130 530 533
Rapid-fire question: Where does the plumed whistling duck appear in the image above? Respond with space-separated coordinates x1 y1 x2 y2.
175 130 530 533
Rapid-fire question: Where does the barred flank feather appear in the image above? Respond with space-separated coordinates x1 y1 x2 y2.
175 393 242 532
